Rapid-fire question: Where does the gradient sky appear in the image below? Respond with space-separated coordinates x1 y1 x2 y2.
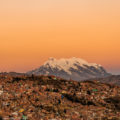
0 0 120 74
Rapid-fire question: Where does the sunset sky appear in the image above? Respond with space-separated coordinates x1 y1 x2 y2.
0 0 120 74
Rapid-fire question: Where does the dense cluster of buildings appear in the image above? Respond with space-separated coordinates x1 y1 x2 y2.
0 75 120 120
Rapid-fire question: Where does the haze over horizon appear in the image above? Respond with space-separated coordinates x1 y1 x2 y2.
0 0 120 74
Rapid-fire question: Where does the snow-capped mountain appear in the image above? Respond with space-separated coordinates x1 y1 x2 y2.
27 57 110 81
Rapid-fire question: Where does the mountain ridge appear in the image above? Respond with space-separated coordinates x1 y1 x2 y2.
27 57 110 81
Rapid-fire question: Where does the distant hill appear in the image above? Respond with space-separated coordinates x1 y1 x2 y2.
27 57 110 81
0 72 25 76
93 75 120 86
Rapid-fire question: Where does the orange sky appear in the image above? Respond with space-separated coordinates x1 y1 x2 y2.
0 0 120 74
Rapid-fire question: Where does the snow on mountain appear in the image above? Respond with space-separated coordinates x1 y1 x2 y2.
27 57 110 81
43 57 101 75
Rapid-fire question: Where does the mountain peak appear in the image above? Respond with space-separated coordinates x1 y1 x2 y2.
44 57 100 68
48 57 56 61
27 57 110 81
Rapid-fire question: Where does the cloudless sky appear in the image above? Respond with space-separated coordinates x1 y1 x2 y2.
0 0 120 74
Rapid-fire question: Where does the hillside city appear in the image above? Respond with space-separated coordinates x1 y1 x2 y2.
0 74 120 120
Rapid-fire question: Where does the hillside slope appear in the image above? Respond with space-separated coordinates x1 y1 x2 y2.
0 75 120 119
